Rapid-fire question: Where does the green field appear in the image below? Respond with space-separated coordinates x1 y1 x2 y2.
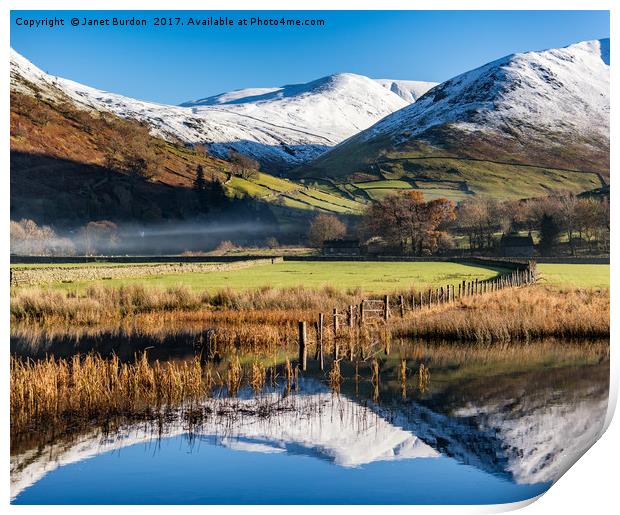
38 261 508 294
537 264 610 289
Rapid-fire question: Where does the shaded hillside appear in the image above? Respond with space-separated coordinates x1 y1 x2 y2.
10 88 364 238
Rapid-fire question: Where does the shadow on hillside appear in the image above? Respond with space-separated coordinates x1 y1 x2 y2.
10 151 291 253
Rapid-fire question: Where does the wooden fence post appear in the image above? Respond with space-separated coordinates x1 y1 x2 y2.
384 295 390 321
348 305 354 328
428 289 433 308
298 321 307 372
333 308 339 334
359 301 365 325
399 295 405 317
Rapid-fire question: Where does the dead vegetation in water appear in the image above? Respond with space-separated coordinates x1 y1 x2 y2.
11 283 609 345
393 286 609 342
10 353 206 434
10 351 298 437
10 284 365 323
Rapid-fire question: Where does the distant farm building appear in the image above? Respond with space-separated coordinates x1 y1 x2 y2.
322 239 361 257
500 233 535 257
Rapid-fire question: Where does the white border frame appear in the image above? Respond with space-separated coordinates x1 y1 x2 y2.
2 2 616 514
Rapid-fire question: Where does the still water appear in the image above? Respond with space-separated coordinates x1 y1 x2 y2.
10 331 609 505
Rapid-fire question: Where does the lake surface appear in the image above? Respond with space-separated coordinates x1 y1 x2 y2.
10 330 609 505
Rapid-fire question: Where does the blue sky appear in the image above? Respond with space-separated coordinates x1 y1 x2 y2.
10 10 609 104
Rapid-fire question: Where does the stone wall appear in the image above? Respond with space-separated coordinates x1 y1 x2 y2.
10 258 283 287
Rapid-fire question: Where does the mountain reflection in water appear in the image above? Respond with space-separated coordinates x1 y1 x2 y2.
11 354 609 504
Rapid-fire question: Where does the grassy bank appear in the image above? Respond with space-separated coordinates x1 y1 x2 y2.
393 286 609 341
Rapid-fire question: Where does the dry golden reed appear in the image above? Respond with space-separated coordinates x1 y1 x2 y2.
393 286 609 342
10 284 363 323
10 353 206 434
329 359 343 393
417 363 430 393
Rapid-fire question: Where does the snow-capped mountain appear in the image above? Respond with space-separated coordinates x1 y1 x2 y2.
306 39 610 181
374 79 438 103
186 78 438 106
10 49 435 170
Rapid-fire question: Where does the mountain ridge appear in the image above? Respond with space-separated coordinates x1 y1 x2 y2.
302 38 609 191
10 50 436 171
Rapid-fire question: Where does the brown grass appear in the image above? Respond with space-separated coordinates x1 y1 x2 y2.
10 284 363 324
10 353 207 434
393 286 609 342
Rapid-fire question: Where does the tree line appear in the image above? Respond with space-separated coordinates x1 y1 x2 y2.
308 190 609 257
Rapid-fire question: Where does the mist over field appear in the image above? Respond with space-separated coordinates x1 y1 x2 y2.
10 218 282 256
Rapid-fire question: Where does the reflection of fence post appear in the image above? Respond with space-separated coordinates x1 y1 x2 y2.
332 309 339 359
298 321 307 372
314 321 320 360
318 313 324 370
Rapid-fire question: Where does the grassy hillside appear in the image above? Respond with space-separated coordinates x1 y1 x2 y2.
297 126 606 201
10 89 365 229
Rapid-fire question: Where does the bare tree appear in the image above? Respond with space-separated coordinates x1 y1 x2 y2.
80 220 119 255
308 213 347 247
360 191 456 255
229 151 260 180
10 219 74 256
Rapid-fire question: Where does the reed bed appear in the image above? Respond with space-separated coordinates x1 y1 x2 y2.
393 286 609 342
10 284 365 323
10 353 206 433
11 352 296 436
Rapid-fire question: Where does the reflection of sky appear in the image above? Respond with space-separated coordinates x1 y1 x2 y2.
13 434 550 505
